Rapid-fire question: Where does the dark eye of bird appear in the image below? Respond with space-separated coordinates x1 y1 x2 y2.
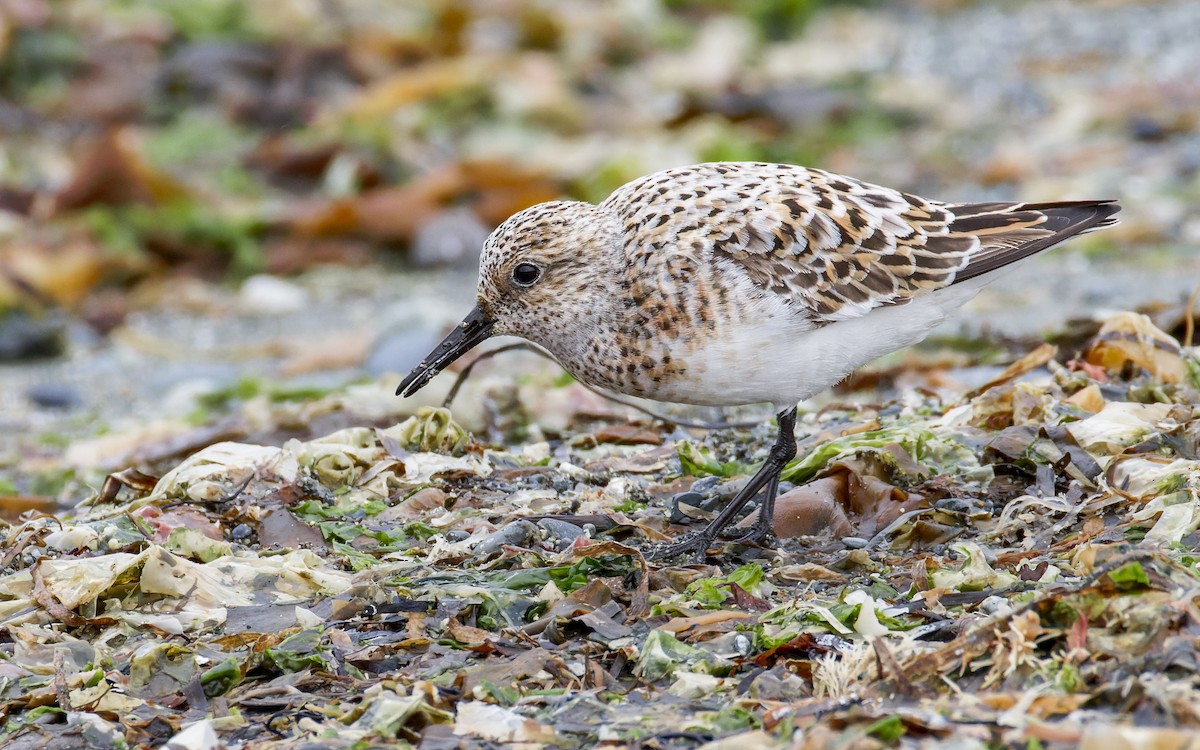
512 263 541 286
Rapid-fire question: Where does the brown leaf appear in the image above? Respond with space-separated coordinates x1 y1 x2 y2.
98 467 160 503
1084 312 1186 383
753 632 848 668
378 487 447 521
574 609 633 640
871 638 916 698
0 494 58 521
593 423 663 446
2 236 117 308
769 476 853 538
334 58 486 121
54 127 188 213
728 582 771 612
775 563 846 582
560 540 650 618
660 610 755 636
446 617 494 649
460 648 563 695
257 508 327 552
0 526 50 567
1065 383 1106 413
289 160 559 243
565 579 615 609
968 342 1058 397
768 457 922 539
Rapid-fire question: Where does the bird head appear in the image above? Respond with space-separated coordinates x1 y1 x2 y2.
396 200 620 398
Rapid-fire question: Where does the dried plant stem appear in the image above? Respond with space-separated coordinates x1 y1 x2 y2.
1184 281 1200 349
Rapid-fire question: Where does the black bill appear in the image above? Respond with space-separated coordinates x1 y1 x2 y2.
396 305 496 397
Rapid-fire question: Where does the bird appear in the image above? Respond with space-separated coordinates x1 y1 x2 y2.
396 162 1120 559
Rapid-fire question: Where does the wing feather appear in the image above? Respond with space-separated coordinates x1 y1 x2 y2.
603 163 1119 326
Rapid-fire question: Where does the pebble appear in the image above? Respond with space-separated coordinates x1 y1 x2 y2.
26 383 82 410
668 491 708 524
748 667 811 701
934 496 977 513
411 208 491 268
237 274 309 314
473 519 538 556
842 536 869 549
979 595 1013 617
363 326 442 378
0 312 63 361
443 529 470 543
230 524 253 541
537 518 586 549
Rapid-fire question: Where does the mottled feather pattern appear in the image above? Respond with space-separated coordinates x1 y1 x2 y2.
603 163 1116 325
458 161 1117 406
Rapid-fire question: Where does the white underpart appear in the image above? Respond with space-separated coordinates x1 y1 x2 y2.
658 275 990 410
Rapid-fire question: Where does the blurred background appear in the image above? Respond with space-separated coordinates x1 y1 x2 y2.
1 0 1198 502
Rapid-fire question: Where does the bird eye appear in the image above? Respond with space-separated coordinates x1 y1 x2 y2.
512 263 541 286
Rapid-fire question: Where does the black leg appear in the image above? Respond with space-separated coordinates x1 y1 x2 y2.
648 407 798 561
724 467 782 546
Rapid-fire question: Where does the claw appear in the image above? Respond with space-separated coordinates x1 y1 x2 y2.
725 523 776 548
645 532 715 563
649 406 798 563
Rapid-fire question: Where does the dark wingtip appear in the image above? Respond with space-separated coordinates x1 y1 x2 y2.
949 197 1123 284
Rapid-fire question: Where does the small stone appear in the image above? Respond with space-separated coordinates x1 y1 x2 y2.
689 476 722 495
935 497 973 513
474 519 538 556
748 667 810 701
411 208 490 268
842 536 869 549
443 529 470 543
237 274 309 314
26 383 82 410
364 326 442 378
980 595 1013 617
537 518 585 549
0 311 64 361
230 524 253 541
1129 115 1168 142
668 491 707 523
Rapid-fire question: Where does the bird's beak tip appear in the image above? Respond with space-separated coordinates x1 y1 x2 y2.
393 306 494 399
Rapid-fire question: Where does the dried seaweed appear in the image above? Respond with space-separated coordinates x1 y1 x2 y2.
1 314 1198 748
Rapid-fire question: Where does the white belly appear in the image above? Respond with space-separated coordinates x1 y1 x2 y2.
651 281 984 410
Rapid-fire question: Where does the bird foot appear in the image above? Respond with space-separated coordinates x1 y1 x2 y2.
644 532 716 563
724 519 777 548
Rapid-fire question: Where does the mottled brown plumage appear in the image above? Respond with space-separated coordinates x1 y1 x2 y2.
603 164 1116 325
435 162 1117 409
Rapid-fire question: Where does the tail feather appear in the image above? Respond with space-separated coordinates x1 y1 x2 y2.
948 199 1120 284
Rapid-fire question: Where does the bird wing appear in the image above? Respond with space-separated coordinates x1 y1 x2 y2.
604 163 1119 325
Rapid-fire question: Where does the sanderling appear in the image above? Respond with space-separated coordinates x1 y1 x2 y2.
397 162 1119 559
